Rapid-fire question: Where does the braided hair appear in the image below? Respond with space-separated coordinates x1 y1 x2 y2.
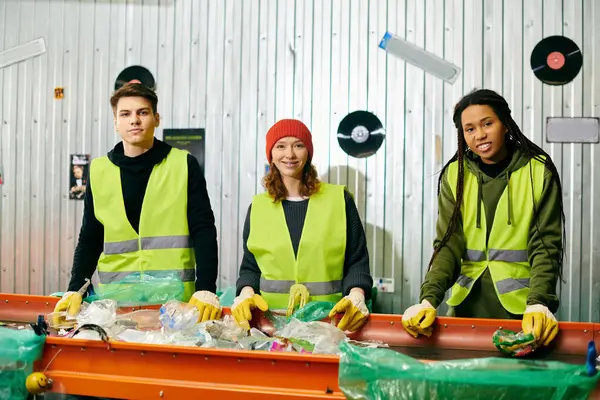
428 88 566 280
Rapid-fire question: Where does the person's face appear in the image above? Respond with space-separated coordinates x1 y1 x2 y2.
114 96 159 148
461 104 508 164
73 167 83 179
271 137 309 179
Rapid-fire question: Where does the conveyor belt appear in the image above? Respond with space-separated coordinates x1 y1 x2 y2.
1 293 599 399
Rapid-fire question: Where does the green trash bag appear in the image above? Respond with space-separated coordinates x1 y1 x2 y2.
84 272 186 306
338 341 600 400
288 296 375 324
0 326 46 400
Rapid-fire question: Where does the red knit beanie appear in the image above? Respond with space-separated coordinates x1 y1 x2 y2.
265 119 313 163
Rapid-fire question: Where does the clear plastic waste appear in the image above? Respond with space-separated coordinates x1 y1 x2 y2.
275 318 347 354
159 300 200 331
76 300 118 328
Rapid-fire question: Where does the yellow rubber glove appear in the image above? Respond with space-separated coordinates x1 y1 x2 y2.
231 287 269 330
328 290 369 332
401 300 437 339
287 284 310 318
188 291 222 323
52 291 83 328
522 304 559 347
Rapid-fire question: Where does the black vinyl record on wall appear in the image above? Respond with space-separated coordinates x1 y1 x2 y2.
336 111 386 159
530 35 582 86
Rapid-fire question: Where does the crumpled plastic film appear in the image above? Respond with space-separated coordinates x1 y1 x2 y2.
288 301 337 323
0 326 46 400
338 341 600 400
76 300 118 328
275 318 347 354
493 329 538 357
203 315 248 343
85 272 186 306
217 286 236 307
159 300 200 331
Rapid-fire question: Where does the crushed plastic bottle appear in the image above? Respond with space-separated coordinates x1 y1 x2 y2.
159 300 200 331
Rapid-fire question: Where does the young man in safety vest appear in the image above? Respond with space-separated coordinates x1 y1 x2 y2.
53 83 222 322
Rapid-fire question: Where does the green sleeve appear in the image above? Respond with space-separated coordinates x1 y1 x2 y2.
419 169 465 308
526 168 562 313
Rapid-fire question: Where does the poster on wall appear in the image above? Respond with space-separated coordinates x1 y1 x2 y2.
163 128 205 175
69 154 89 200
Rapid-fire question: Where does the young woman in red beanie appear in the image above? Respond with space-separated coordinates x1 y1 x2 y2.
231 119 373 332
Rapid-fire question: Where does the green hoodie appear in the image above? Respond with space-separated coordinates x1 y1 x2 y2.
420 147 562 319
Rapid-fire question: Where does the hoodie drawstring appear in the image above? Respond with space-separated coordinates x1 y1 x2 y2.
506 172 512 225
476 172 482 229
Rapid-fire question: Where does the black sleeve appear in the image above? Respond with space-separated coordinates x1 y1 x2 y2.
236 204 262 296
341 189 373 300
68 179 104 292
187 154 219 293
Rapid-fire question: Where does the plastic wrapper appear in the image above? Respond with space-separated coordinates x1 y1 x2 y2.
0 326 46 400
493 329 537 357
275 318 347 354
76 300 118 328
203 315 247 342
116 328 205 347
338 341 600 400
237 328 276 351
218 286 236 307
159 300 200 331
85 273 185 306
288 301 337 323
115 309 162 331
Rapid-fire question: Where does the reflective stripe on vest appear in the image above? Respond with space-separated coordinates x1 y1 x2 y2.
247 183 347 309
103 235 191 255
259 278 343 296
445 156 545 315
90 147 196 302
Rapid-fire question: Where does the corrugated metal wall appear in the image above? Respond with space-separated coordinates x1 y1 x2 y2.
0 0 598 322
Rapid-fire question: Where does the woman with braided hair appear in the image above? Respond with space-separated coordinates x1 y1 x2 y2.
401 89 565 348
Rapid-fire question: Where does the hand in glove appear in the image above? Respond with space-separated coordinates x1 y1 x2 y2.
328 290 370 332
401 299 437 339
231 287 269 330
522 304 559 347
52 291 83 327
287 283 310 318
188 291 222 322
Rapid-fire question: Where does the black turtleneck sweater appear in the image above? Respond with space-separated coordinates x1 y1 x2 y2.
68 139 219 294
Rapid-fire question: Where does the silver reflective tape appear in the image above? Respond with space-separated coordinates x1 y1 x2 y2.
496 278 530 295
463 249 486 262
259 279 343 295
303 280 342 296
259 278 295 294
103 239 139 255
489 249 529 263
456 274 474 289
141 236 191 250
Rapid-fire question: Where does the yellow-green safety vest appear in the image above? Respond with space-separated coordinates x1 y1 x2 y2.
445 157 545 315
247 182 347 309
90 147 196 302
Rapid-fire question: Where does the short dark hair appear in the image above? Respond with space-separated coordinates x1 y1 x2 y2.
110 83 158 114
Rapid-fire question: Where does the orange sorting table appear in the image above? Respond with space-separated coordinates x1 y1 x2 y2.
1 293 599 399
